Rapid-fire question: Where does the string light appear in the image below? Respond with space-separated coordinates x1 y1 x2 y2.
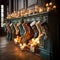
49 2 53 6
53 5 56 9
46 3 49 7
6 2 56 19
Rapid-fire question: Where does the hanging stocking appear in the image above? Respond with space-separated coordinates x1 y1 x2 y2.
22 23 34 44
30 21 39 38
35 21 43 38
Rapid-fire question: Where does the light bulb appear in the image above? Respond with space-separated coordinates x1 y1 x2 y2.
46 3 49 7
53 5 56 9
47 7 50 12
49 2 53 6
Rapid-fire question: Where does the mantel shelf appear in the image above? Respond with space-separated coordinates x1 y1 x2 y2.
5 12 48 21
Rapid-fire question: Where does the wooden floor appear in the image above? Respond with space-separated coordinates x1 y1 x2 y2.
0 37 47 60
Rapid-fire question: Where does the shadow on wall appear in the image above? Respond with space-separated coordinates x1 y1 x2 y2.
0 27 6 36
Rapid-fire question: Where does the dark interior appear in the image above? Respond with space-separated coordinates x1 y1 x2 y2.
0 0 59 60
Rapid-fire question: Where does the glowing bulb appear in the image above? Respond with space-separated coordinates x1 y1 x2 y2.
39 8 43 12
14 39 17 44
21 46 24 50
31 44 33 46
46 3 49 7
49 2 53 6
37 40 39 44
20 43 22 47
47 7 50 12
53 5 56 9
32 38 34 42
23 43 26 47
